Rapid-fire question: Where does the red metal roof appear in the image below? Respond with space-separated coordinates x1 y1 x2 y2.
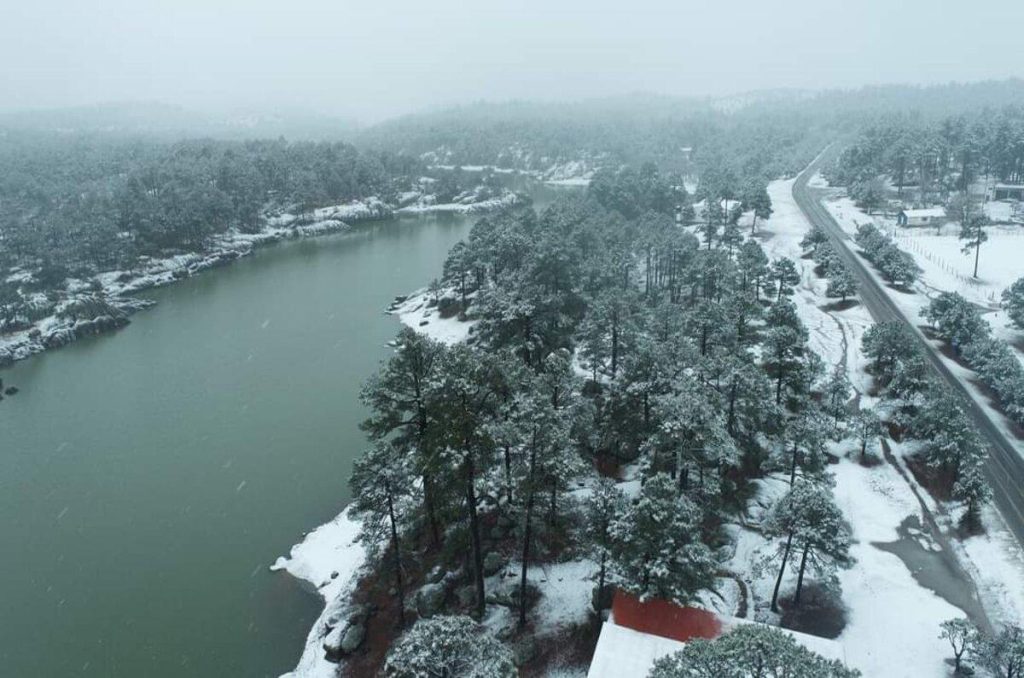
611 590 723 643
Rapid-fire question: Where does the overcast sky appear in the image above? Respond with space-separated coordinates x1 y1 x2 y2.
3 0 1022 122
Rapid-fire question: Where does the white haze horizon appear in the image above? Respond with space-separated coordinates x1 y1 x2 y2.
4 0 1023 124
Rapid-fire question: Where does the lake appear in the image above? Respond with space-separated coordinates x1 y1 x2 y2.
0 185 562 677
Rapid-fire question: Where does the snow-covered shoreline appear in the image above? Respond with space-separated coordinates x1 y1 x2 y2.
272 287 478 678
0 191 516 369
271 508 367 678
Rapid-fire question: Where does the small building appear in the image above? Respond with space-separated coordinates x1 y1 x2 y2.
587 591 849 677
991 183 1024 202
897 207 946 227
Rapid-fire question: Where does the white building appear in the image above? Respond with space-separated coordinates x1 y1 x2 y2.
896 207 946 227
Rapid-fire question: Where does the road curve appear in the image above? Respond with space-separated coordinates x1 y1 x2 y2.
792 150 1024 546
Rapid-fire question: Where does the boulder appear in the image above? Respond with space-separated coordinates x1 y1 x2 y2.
483 552 505 576
322 624 345 662
455 585 476 608
416 582 446 618
340 623 365 655
347 603 371 626
512 636 538 667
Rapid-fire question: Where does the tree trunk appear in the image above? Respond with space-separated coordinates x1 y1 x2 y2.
789 442 800 485
794 544 810 606
423 473 441 548
385 479 405 626
463 454 485 618
726 378 738 437
610 319 619 380
770 530 794 612
973 235 981 279
504 444 513 504
548 478 557 525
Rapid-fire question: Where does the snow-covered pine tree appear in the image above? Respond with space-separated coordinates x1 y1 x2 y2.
825 264 858 301
583 477 628 610
924 291 988 352
821 363 852 436
1003 277 1024 330
974 624 1024 678
851 407 882 462
383 615 516 678
765 479 851 611
770 257 800 302
360 326 446 546
425 345 508 618
737 240 769 300
609 473 715 605
349 439 416 623
648 623 861 678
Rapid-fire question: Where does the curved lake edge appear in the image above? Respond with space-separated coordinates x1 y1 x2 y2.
272 287 473 678
0 194 520 370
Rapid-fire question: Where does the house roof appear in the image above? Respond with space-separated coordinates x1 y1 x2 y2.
901 208 946 218
610 590 722 642
586 592 849 677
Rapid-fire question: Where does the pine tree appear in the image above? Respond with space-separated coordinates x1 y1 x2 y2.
737 240 770 300
851 408 882 462
609 473 715 604
780 407 829 484
821 364 852 436
647 385 738 498
953 457 991 529
765 479 851 611
649 624 861 678
1003 277 1024 330
825 265 858 301
974 624 1024 678
924 291 988 352
361 327 446 546
770 257 801 302
511 356 583 627
800 226 829 255
426 346 508 618
349 440 416 624
744 181 773 234
951 193 989 278
383 615 516 678
862 321 918 386
584 478 628 610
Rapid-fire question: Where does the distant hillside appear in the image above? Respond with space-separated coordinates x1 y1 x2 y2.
0 102 359 141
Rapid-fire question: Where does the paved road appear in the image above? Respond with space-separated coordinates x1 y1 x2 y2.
792 151 1024 547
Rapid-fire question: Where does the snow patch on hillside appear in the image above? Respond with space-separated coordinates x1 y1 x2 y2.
390 288 475 345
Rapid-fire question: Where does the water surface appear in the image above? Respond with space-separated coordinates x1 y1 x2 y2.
1 210 496 677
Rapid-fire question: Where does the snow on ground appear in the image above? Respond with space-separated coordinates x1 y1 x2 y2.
955 504 1024 629
389 288 475 345
758 180 876 390
831 459 965 677
743 178 989 676
483 559 597 637
823 194 1024 380
395 190 520 216
271 508 366 678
